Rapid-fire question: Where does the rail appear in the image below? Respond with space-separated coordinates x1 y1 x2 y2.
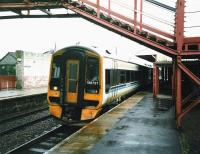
0 113 50 136
6 125 63 154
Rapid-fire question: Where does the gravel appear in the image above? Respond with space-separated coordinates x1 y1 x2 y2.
0 114 60 154
0 110 49 134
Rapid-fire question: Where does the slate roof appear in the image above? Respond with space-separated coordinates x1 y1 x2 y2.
0 52 17 65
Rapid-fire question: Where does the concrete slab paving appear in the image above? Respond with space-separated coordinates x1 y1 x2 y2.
47 93 182 154
90 95 181 154
0 87 47 100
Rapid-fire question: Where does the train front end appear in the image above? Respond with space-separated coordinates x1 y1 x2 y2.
47 46 103 123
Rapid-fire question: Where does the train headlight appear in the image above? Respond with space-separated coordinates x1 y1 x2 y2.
53 86 58 91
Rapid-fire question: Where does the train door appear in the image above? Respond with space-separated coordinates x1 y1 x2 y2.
111 60 118 100
66 60 79 104
114 60 118 99
111 59 114 100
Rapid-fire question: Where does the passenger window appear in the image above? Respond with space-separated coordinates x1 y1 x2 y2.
126 71 130 82
105 69 110 93
131 71 134 81
120 70 126 83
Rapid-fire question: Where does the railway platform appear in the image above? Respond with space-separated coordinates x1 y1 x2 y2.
47 92 182 154
0 87 47 101
0 87 48 116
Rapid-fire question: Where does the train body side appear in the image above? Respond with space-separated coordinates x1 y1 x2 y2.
102 57 141 105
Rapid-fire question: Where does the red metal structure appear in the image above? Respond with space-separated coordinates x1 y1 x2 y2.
0 0 199 127
153 63 159 97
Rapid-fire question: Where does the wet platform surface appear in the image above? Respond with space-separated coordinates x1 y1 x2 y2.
0 87 47 100
48 92 182 154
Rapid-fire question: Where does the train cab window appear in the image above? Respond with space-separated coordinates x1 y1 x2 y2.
50 56 61 90
85 57 100 94
52 63 60 79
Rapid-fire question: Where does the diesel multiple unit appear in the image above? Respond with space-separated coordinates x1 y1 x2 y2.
47 46 152 123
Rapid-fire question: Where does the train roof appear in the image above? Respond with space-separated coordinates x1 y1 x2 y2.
87 46 153 68
55 45 153 68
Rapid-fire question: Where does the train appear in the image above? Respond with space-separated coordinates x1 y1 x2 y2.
47 46 152 123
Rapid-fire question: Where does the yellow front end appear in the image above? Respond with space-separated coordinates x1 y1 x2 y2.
47 47 103 122
81 108 101 121
48 90 62 119
80 56 103 121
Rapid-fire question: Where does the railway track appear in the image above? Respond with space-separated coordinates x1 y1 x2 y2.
0 106 48 124
6 125 81 154
0 114 51 136
3 100 123 153
3 94 135 153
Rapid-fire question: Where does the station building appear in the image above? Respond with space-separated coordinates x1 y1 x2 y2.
0 52 17 90
0 50 52 90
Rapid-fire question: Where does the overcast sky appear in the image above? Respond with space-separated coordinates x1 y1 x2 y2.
0 0 199 59
0 18 154 59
